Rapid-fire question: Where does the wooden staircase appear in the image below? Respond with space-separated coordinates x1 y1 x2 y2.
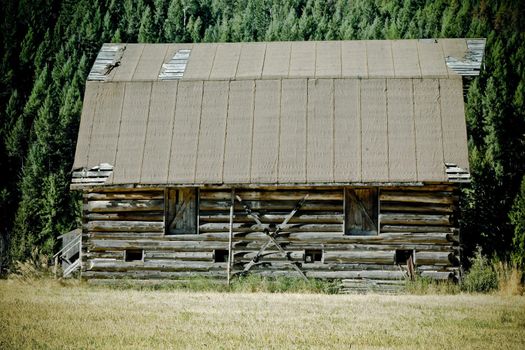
53 229 81 278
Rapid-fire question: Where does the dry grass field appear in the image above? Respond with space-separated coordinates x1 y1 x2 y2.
1 280 524 349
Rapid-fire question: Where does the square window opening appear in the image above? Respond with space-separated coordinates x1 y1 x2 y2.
395 249 414 265
214 250 229 263
304 249 323 263
125 249 144 262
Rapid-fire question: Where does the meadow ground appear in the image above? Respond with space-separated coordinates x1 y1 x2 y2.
0 280 524 349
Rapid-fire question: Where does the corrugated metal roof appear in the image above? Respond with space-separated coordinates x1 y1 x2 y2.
73 76 469 185
88 39 484 82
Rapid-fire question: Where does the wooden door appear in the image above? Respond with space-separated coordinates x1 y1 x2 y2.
344 188 378 235
166 188 198 234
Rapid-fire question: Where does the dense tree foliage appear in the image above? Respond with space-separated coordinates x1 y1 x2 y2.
0 0 524 270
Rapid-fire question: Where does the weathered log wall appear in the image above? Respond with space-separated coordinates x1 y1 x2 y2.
81 185 460 291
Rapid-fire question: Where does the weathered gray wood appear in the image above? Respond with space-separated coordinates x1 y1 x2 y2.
84 251 123 260
90 239 229 251
85 220 164 232
90 232 165 239
86 191 164 200
86 212 164 221
383 185 456 192
80 185 461 286
300 263 399 271
380 225 455 233
300 243 455 252
89 259 224 272
341 279 405 286
286 232 455 244
380 192 455 204
87 200 163 212
144 251 214 261
323 250 394 264
379 213 451 226
199 223 343 233
199 214 344 224
227 188 235 284
199 200 343 211
83 270 227 279
91 232 226 241
380 203 454 213
306 270 405 280
201 191 343 201
415 251 456 265
238 251 304 262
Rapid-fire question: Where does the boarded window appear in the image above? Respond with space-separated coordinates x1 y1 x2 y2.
344 188 378 235
166 188 198 234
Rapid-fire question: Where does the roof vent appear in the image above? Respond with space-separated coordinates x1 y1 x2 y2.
445 163 470 183
72 163 113 187
445 39 486 76
159 49 191 80
88 44 125 81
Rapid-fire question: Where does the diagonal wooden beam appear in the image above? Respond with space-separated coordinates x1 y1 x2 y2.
346 189 377 232
169 199 190 231
236 194 309 281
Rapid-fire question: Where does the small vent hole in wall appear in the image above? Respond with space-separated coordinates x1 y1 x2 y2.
395 249 415 280
304 250 323 263
214 250 228 263
395 250 414 265
125 249 143 262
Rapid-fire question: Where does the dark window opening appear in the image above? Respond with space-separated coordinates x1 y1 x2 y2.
395 249 415 280
166 188 198 235
304 250 323 263
214 250 229 263
125 249 144 262
395 250 414 265
344 188 379 236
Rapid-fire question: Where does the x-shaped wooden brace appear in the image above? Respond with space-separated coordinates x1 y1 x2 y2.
169 199 189 231
235 194 309 281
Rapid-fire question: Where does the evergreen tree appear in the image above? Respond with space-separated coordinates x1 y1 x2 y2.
165 0 186 42
510 176 525 267
139 6 155 43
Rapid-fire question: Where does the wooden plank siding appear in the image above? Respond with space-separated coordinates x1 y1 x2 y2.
82 185 460 288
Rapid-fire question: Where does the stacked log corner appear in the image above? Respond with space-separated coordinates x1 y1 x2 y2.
81 185 460 292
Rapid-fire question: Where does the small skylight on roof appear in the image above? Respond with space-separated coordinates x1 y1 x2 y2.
159 49 191 80
88 44 125 81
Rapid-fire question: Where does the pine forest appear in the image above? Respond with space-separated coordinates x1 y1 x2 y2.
0 0 524 271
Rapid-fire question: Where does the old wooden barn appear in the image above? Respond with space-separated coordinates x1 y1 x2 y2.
71 39 485 290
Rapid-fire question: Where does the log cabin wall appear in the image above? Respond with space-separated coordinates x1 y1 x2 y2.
81 185 460 290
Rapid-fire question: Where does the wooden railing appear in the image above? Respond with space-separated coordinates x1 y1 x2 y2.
53 229 81 278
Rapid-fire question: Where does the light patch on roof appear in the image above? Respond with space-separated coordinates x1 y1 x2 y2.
88 44 125 81
159 49 191 80
445 38 486 76
445 163 470 183
71 163 114 188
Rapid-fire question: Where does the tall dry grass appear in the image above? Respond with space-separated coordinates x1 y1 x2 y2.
495 262 524 296
1 280 524 349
